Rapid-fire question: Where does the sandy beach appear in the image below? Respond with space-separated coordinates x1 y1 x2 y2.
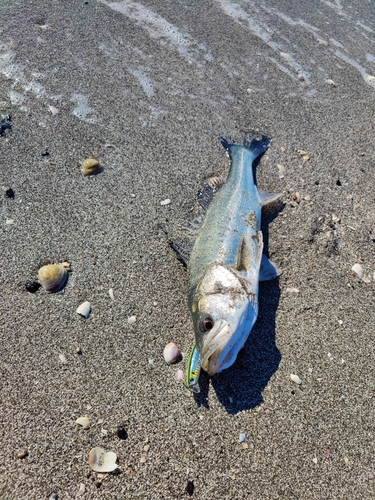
1 0 375 498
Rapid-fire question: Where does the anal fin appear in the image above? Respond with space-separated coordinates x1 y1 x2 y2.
259 189 283 206
259 254 280 281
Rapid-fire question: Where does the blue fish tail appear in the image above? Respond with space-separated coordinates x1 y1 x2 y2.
221 134 271 158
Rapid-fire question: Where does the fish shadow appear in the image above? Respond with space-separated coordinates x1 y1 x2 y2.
193 204 283 414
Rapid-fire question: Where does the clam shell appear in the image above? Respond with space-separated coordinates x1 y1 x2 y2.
83 158 102 175
88 447 118 473
76 301 92 319
38 264 67 293
163 342 181 364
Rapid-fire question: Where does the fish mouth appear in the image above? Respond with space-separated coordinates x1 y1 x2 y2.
199 319 232 374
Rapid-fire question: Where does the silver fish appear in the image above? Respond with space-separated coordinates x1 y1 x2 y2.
187 136 281 385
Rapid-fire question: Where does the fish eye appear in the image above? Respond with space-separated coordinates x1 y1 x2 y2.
200 317 214 332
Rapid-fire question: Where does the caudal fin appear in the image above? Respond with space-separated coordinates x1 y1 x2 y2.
221 134 271 158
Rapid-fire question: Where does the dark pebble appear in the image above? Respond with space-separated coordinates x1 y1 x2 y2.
186 480 194 496
117 427 128 440
5 188 14 198
41 150 49 156
336 179 342 186
25 281 41 293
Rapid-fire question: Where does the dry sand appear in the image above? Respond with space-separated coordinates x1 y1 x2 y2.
1 0 375 498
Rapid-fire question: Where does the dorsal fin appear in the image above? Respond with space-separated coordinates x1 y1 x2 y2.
197 176 225 210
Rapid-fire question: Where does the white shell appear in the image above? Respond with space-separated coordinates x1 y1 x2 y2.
76 416 90 429
128 315 137 324
76 301 92 319
38 264 68 293
88 447 118 473
351 263 364 278
160 198 171 206
163 342 181 364
108 288 115 300
290 374 302 385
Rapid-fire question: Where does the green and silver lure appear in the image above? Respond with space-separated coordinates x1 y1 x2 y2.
186 344 201 393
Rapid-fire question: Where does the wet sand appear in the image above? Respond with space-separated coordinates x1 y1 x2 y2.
1 0 375 498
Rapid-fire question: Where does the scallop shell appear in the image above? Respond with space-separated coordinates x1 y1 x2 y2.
163 342 181 364
83 158 102 175
88 447 118 473
38 264 68 293
76 301 92 319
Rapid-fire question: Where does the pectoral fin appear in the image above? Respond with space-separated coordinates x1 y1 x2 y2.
259 254 280 281
236 235 252 271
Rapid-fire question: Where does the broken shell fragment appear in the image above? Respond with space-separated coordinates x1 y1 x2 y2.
38 264 67 293
351 263 364 279
88 447 118 473
76 416 90 429
297 150 310 163
76 301 92 319
83 158 102 176
163 342 181 364
326 79 336 86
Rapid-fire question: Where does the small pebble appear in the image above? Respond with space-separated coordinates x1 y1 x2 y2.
290 374 302 385
242 443 249 450
285 287 299 293
48 105 59 115
140 453 147 463
277 164 285 179
41 149 49 156
143 444 150 452
344 456 349 465
5 187 14 198
328 353 333 361
117 427 128 440
6 219 14 225
312 457 318 464
128 315 137 325
25 281 41 293
239 433 246 443
160 198 171 206
17 449 29 459
108 288 115 301
186 481 194 496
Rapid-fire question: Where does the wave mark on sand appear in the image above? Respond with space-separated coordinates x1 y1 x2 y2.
99 0 213 67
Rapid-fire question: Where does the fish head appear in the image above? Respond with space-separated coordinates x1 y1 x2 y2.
189 263 258 376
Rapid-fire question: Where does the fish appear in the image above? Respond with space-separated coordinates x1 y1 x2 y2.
183 136 281 389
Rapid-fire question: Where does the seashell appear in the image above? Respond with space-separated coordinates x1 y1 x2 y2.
128 315 137 325
76 416 90 429
326 79 336 86
38 264 67 293
175 369 184 381
163 342 181 364
83 158 102 175
290 373 302 384
88 447 118 473
367 75 375 82
76 301 92 319
351 263 364 279
108 288 115 300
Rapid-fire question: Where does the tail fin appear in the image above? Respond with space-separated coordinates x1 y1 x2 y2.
221 134 271 158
